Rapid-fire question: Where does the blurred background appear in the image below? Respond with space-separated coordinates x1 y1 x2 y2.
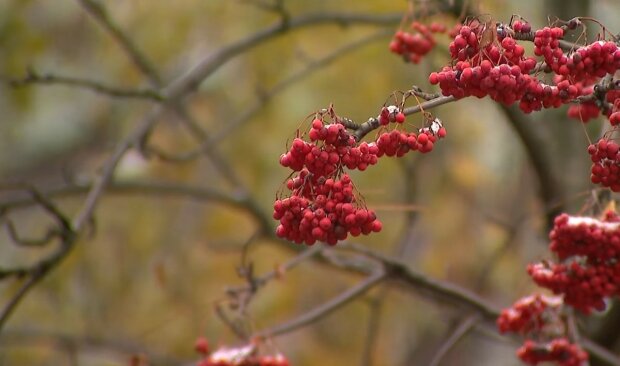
1 0 619 365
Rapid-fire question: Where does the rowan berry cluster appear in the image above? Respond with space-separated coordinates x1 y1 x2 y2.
497 294 562 335
274 172 382 245
275 106 446 245
376 117 446 156
588 138 620 191
528 213 620 314
517 339 589 366
389 21 446 64
498 293 588 366
195 339 289 366
428 18 620 120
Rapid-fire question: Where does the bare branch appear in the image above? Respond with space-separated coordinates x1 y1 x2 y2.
163 12 404 98
253 270 385 339
428 314 480 366
353 96 457 141
146 30 392 162
1 70 163 101
76 0 162 85
4 219 60 248
337 243 500 319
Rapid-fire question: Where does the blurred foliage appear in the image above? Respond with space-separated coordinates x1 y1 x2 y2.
0 0 619 365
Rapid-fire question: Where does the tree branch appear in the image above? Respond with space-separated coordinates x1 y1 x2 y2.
499 105 565 229
1 70 163 101
146 30 393 162
76 0 162 85
428 314 480 366
252 270 385 339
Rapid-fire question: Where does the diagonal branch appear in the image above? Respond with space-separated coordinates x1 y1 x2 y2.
147 29 393 162
76 0 162 85
428 314 480 366
252 270 386 339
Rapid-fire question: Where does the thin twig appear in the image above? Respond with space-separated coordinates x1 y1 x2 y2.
3 219 59 247
428 314 480 366
353 96 457 141
253 270 385 339
76 0 162 85
1 71 163 101
147 30 393 162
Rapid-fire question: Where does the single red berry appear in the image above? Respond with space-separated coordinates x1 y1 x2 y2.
194 337 209 355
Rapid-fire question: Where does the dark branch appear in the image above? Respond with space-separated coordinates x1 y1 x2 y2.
1 71 163 101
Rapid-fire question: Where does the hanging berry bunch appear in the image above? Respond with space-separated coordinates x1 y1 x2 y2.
389 21 447 64
497 208 620 365
528 212 620 314
274 102 447 245
588 137 620 191
497 294 589 366
427 16 620 117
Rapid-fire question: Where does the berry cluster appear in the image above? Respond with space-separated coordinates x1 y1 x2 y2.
376 119 446 156
280 120 379 177
275 107 446 245
498 294 588 366
378 105 406 125
389 21 445 64
429 18 620 122
588 138 620 191
517 339 589 366
195 340 290 366
533 27 565 67
497 294 562 335
537 33 620 82
274 173 381 245
528 213 620 313
430 60 542 106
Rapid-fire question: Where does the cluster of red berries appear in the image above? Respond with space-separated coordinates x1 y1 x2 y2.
536 28 620 82
275 106 446 245
452 25 532 67
274 172 381 245
280 120 379 176
528 213 620 313
429 19 620 122
376 121 446 156
498 294 588 366
195 339 289 366
533 26 565 66
429 59 580 110
378 105 406 125
430 25 589 113
517 339 589 366
389 21 446 64
588 138 620 191
549 213 620 261
497 294 562 335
